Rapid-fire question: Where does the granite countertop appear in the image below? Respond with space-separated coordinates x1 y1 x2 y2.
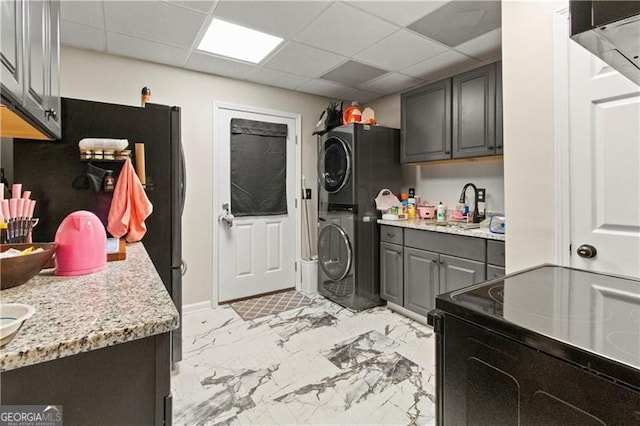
0 243 179 372
378 218 506 241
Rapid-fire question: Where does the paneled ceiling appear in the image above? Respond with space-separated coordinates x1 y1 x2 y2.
60 1 502 103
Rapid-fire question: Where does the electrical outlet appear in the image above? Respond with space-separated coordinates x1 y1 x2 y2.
477 188 486 203
305 188 312 199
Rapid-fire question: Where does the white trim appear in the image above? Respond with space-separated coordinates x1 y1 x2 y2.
553 7 572 267
386 302 428 326
182 301 213 315
212 101 302 305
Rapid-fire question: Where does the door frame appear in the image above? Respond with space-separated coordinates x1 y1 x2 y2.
212 101 302 306
552 7 571 267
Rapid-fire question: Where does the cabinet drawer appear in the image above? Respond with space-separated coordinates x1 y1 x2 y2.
487 240 505 267
380 225 403 245
405 229 485 262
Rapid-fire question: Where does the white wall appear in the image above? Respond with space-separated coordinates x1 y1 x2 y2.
60 46 329 307
368 94 505 215
502 1 562 272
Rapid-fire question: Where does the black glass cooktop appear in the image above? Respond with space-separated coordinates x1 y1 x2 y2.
446 265 640 371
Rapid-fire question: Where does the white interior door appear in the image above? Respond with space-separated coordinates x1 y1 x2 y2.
568 39 640 278
215 104 299 302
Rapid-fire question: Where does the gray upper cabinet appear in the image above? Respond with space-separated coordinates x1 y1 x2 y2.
401 78 451 163
380 242 403 306
1 0 24 104
439 254 486 294
452 63 496 159
400 61 502 163
0 0 61 140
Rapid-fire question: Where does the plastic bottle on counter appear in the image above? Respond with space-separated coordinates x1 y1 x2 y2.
436 202 446 223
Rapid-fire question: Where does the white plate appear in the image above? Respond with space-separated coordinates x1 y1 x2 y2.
0 303 36 346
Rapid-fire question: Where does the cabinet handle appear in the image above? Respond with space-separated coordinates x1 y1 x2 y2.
496 144 503 149
445 150 451 155
439 260 445 265
489 145 495 150
45 109 57 120
386 232 395 238
432 258 438 263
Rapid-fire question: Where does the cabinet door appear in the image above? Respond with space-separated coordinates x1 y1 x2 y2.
487 264 505 280
452 63 496 159
404 247 439 316
23 0 48 125
1 0 23 103
439 254 485 294
495 61 503 155
44 0 60 137
380 242 403 305
401 78 452 163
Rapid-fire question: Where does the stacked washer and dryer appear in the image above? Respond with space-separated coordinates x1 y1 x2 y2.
317 123 401 311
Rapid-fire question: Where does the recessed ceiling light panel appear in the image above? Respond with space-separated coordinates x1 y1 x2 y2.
197 18 283 64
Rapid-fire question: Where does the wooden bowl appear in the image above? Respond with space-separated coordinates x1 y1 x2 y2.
1 243 56 290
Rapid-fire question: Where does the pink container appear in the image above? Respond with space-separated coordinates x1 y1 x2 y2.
417 205 436 219
54 211 107 276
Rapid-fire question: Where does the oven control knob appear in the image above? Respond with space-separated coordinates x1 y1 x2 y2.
576 244 597 259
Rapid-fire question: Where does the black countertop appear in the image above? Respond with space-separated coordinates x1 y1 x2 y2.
434 264 640 391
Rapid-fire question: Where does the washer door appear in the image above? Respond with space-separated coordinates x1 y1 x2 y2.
318 223 352 281
318 136 351 194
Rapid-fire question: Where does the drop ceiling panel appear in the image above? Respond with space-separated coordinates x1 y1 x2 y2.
212 1 329 38
164 0 217 14
320 60 388 87
263 42 346 78
297 79 352 99
186 52 257 80
408 1 501 47
104 1 207 48
246 68 310 90
355 29 448 71
60 1 104 28
294 3 398 57
61 21 106 52
349 1 449 26
402 50 479 80
455 28 502 61
107 32 191 67
360 72 423 95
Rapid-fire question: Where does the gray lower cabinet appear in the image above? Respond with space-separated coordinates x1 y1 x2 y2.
380 241 403 305
404 247 439 316
439 254 486 294
380 225 497 318
487 264 506 279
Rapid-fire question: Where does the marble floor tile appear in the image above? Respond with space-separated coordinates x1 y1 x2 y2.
172 295 436 425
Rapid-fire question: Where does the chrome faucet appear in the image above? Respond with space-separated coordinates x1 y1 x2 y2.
459 183 486 223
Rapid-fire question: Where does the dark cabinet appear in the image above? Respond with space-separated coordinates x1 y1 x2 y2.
452 63 497 159
401 78 451 162
439 254 485 294
439 316 640 425
380 241 403 306
404 247 439 316
1 0 24 104
400 61 502 163
0 0 61 139
380 225 491 317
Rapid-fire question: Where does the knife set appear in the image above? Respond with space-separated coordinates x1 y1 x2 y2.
0 183 38 244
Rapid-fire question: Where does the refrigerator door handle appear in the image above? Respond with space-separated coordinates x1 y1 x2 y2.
180 143 186 216
181 259 188 276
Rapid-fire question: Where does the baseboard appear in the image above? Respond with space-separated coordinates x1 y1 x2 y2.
182 300 212 315
386 302 429 326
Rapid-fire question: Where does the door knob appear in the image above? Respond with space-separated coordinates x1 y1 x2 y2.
576 244 597 259
219 203 234 228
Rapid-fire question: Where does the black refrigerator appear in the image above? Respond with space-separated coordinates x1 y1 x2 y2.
13 97 185 362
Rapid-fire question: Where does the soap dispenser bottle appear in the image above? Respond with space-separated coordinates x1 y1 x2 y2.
436 202 446 223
